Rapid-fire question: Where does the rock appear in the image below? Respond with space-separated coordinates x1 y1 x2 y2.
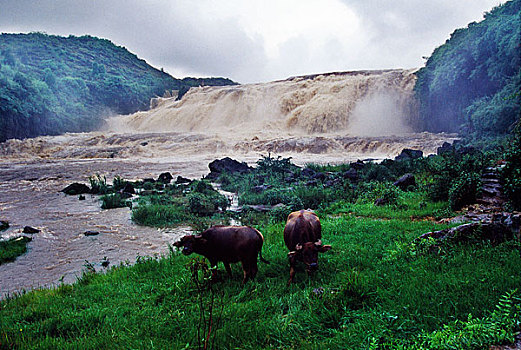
207 157 252 179
122 182 135 194
437 142 453 155
157 172 173 184
61 183 91 195
350 160 365 170
343 168 359 182
175 176 192 184
302 167 316 178
84 230 100 236
252 185 271 193
393 173 416 190
0 220 9 231
395 149 423 161
79 195 86 200
140 141 148 146
23 226 40 234
313 172 326 181
417 221 514 245
374 198 388 206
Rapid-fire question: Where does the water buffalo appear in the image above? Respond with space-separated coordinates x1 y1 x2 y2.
284 210 331 284
174 225 269 284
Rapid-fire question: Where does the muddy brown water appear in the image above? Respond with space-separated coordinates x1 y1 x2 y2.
0 157 212 298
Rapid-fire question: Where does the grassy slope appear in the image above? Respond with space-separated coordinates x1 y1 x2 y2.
1 210 519 349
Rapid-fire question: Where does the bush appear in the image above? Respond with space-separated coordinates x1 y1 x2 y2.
502 125 521 210
448 172 482 210
100 193 130 209
357 181 402 206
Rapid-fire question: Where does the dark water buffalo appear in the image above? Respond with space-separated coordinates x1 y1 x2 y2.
174 225 269 284
284 210 332 284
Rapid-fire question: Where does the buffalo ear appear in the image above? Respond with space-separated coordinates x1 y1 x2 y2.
319 244 332 253
314 239 322 246
288 251 297 258
295 243 303 251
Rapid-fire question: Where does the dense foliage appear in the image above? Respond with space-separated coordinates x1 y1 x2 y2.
415 0 520 136
502 122 521 210
0 32 236 142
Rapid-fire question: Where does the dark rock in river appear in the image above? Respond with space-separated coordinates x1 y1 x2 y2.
395 149 423 161
157 172 173 184
207 157 252 179
23 226 40 234
393 173 416 190
0 220 9 231
84 230 100 236
61 183 91 195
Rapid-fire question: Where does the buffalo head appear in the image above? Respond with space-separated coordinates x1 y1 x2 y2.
288 239 332 273
173 235 206 255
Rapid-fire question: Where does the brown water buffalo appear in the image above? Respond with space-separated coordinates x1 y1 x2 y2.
174 225 269 284
284 210 332 284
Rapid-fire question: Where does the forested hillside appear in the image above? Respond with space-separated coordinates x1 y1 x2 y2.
415 0 520 136
0 33 236 142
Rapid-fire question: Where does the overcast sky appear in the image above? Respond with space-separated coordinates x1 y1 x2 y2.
1 0 503 83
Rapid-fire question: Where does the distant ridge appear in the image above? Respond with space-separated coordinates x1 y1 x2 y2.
0 32 236 142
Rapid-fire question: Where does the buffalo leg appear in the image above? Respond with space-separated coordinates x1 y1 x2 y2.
224 262 232 277
287 261 297 286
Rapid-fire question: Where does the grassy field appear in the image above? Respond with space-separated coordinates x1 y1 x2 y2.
1 208 520 349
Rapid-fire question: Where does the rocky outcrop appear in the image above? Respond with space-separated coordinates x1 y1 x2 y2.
418 212 520 244
207 157 252 179
393 173 416 190
61 183 91 195
395 148 423 161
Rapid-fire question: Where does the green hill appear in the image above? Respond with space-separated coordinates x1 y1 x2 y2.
0 32 236 142
415 0 520 136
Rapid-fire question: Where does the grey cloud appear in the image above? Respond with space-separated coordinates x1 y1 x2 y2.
0 0 267 82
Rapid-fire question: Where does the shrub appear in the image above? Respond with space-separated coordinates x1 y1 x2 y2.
100 193 130 209
502 125 521 210
448 172 482 210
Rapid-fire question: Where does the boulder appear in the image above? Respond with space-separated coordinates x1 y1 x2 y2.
175 176 192 184
350 160 365 170
61 183 91 195
393 173 416 190
207 157 252 179
343 168 359 182
0 220 9 231
437 142 453 155
301 167 316 178
252 185 272 193
395 149 423 161
23 226 40 234
122 182 135 194
157 172 173 184
417 220 514 245
84 230 100 236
